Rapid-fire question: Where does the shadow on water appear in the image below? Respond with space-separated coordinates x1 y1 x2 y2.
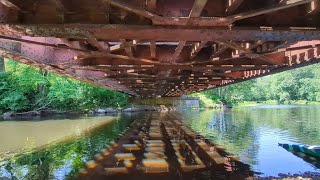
0 112 144 180
78 112 255 180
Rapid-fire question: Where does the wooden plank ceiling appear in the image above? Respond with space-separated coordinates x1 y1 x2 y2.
0 0 320 97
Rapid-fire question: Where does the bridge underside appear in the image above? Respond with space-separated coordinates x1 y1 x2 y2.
0 0 320 97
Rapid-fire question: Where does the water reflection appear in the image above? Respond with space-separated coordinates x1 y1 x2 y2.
0 116 119 160
0 113 141 180
181 105 320 177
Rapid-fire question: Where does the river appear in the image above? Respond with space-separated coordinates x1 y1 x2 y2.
0 105 319 179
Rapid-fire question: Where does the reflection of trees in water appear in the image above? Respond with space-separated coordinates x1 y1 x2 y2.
245 106 320 145
0 113 138 179
183 106 320 168
184 109 259 166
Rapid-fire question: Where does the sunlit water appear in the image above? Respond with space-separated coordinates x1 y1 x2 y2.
180 105 320 177
0 105 319 179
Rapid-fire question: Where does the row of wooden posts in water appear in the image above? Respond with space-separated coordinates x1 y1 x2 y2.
77 113 254 179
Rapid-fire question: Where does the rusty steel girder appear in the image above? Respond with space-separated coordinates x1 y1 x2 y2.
0 0 320 97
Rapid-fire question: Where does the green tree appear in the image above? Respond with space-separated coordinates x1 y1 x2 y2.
192 63 320 105
0 59 129 114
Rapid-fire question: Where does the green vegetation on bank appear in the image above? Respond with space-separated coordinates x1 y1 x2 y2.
191 64 320 107
0 59 129 114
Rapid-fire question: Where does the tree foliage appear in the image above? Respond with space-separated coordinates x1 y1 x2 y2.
0 59 129 113
193 64 320 105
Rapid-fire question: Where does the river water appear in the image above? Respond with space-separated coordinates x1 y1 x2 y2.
180 105 320 177
0 105 319 179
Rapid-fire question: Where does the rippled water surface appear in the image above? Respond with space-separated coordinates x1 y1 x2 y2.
181 105 320 176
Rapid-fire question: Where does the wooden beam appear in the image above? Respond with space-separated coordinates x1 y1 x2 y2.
171 41 186 63
71 64 275 72
0 0 20 10
268 41 295 52
230 0 313 22
110 40 139 52
4 24 320 42
190 41 207 59
86 38 106 52
104 0 160 20
74 52 163 64
167 1 208 64
249 40 265 50
216 40 279 65
225 0 244 15
189 0 208 17
152 17 231 26
150 41 156 59
305 0 320 16
109 76 239 81
0 35 89 52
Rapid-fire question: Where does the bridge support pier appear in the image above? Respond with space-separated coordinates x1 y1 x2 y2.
129 97 199 109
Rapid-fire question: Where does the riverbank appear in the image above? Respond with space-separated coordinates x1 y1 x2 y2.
237 100 320 107
0 105 179 120
197 100 320 109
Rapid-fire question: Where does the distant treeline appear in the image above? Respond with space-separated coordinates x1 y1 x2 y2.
0 59 129 114
192 64 320 105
